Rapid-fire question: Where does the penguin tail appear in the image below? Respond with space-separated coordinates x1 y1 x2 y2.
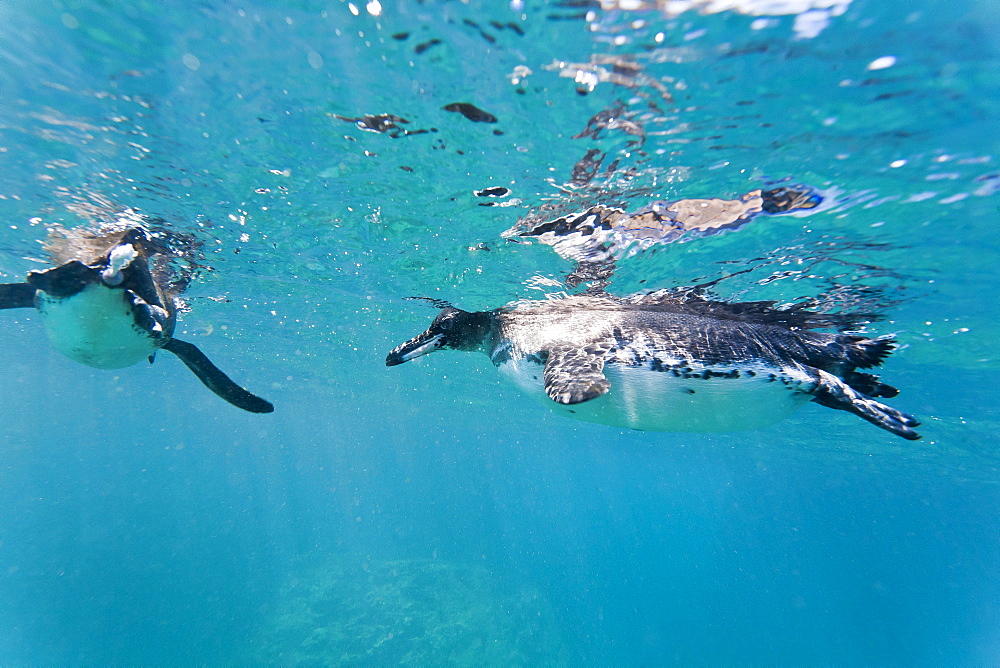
836 333 897 369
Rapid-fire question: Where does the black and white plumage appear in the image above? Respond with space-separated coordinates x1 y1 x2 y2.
385 292 919 439
0 226 273 413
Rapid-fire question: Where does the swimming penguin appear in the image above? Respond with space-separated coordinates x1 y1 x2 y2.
385 291 919 439
0 226 273 413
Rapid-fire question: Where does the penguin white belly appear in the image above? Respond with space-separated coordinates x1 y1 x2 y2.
497 357 815 432
36 283 159 369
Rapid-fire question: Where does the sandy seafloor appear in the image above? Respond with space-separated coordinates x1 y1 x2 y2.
1 0 999 664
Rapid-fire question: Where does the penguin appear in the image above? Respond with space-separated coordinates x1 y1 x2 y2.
385 291 919 439
0 226 273 413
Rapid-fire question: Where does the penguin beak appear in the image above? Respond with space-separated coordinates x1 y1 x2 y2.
100 243 139 286
385 332 443 366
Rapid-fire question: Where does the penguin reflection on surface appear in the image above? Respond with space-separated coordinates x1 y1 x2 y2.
0 225 273 413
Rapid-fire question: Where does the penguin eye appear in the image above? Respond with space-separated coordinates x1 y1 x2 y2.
433 308 458 330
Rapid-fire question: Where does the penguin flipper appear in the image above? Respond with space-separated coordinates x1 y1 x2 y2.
811 368 919 440
162 338 274 413
0 283 37 309
26 261 100 298
543 343 611 405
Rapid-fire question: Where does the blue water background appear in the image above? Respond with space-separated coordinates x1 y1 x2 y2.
1 0 999 664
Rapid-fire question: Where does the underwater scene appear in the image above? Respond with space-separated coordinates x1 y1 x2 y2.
1 0 999 664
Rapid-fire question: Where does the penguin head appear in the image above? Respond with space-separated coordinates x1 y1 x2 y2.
385 307 492 366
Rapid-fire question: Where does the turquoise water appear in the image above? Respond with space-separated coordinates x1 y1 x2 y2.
1 0 999 663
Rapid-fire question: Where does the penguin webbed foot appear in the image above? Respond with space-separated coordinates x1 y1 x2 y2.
161 338 274 413
812 369 919 440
